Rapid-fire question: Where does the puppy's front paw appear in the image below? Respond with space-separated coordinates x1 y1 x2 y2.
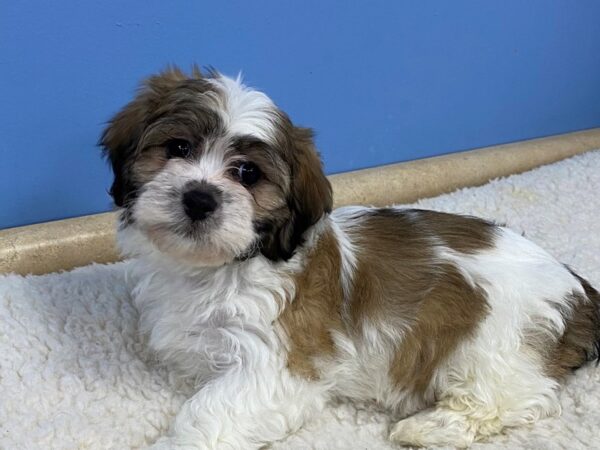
389 408 475 449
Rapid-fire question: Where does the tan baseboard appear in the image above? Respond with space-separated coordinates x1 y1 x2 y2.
330 128 600 207
2 128 599 276
0 213 119 276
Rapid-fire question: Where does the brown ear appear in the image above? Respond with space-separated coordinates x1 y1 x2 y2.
100 67 190 206
261 127 332 261
289 127 333 228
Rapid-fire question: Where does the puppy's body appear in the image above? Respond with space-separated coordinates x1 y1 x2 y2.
103 68 600 448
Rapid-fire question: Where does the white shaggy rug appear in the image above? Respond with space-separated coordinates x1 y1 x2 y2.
1 151 600 450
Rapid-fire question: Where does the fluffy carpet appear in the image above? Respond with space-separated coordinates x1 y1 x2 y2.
1 151 599 450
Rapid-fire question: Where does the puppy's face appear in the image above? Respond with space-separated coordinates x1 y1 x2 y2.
101 68 332 266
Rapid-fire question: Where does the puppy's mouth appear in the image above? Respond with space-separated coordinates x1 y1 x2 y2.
139 213 257 267
177 214 223 240
142 223 236 266
144 219 218 247
130 182 258 266
139 185 225 240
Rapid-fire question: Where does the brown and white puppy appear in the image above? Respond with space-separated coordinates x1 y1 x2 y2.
101 67 600 449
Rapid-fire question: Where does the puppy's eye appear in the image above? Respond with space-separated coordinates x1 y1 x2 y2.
236 162 262 186
165 139 192 159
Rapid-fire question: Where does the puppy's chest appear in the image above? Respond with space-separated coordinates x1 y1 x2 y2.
130 263 286 380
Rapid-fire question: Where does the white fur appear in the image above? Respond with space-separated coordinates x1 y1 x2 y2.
189 141 229 179
208 74 279 144
126 241 328 449
328 210 359 302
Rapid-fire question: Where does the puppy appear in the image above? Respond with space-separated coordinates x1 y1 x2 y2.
101 67 600 449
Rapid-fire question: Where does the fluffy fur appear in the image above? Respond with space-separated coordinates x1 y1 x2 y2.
100 67 600 449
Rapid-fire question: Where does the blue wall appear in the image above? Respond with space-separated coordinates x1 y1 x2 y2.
2 1 600 229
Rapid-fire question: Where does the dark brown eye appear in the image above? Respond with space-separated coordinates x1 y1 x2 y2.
165 139 192 159
236 162 262 186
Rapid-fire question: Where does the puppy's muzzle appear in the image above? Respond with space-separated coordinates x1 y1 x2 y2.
182 182 222 222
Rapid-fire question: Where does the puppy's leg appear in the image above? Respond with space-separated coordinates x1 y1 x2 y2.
151 366 324 450
389 368 560 448
389 404 477 448
389 394 559 448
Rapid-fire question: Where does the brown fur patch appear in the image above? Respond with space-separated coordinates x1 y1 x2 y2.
256 125 333 261
347 209 492 324
539 274 600 379
285 127 333 229
277 228 344 380
132 147 169 184
280 208 492 394
347 209 491 394
409 209 497 253
389 264 489 393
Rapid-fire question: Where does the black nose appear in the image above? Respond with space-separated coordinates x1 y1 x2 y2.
182 185 220 221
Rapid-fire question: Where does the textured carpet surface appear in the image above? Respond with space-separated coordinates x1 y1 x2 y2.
1 151 599 449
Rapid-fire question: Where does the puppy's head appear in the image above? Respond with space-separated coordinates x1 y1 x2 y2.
101 67 332 266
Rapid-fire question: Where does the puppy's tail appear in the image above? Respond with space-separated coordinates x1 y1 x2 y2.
577 274 600 365
558 268 600 371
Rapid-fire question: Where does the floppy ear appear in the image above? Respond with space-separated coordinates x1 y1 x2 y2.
100 98 147 207
100 67 190 206
261 127 333 261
